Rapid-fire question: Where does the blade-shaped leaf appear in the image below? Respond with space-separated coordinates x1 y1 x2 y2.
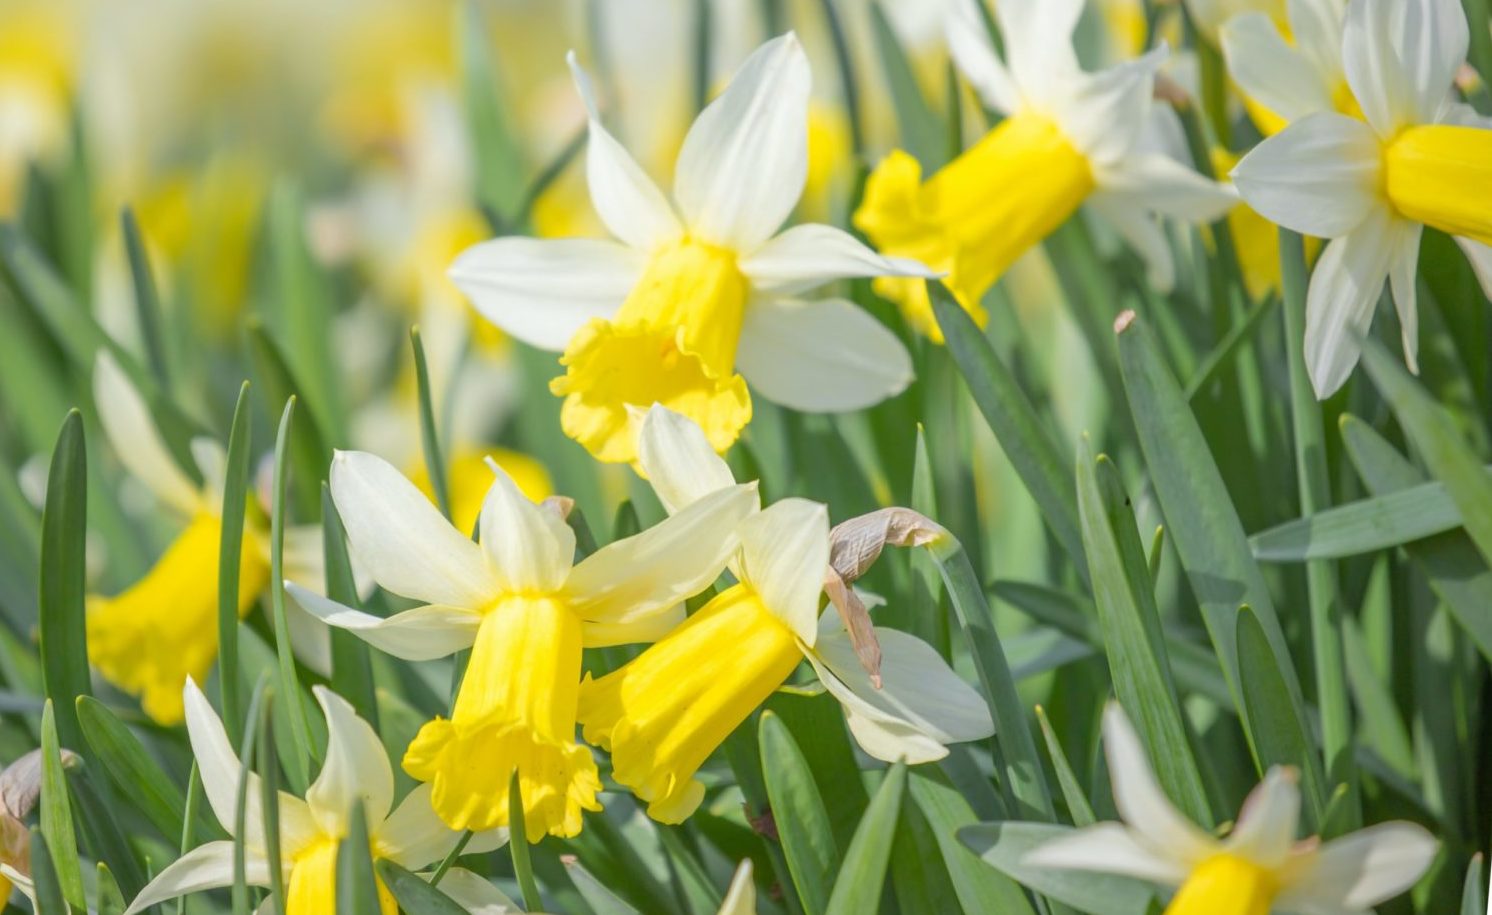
1249 480 1465 562
907 770 1036 915
378 859 469 915
336 803 379 915
825 763 906 915
760 710 839 915
40 700 84 909
39 410 90 750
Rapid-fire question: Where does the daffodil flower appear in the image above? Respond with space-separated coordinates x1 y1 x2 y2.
1232 0 1492 397
1027 703 1437 915
1184 0 1288 46
577 405 993 823
289 451 758 839
853 0 1237 340
1221 0 1355 135
125 679 514 915
449 33 934 464
86 354 332 724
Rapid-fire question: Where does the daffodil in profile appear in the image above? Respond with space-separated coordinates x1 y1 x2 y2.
125 680 513 915
1027 703 1437 915
449 34 933 464
86 354 331 724
853 0 1236 339
1232 0 1492 397
289 450 757 839
578 406 993 823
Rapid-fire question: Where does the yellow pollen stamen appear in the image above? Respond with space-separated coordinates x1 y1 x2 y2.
853 112 1094 342
1384 124 1492 246
285 837 397 915
550 238 752 464
86 513 268 725
577 583 803 823
403 595 601 841
1165 854 1277 915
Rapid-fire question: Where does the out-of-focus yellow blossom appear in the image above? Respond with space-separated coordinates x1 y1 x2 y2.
409 447 553 538
86 355 332 723
289 450 757 839
1099 0 1150 61
856 0 1234 341
0 3 73 213
801 102 852 221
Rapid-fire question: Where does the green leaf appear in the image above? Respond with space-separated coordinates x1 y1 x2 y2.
265 183 342 443
246 322 334 519
29 828 68 915
1462 853 1486 915
1236 607 1318 813
759 710 839 915
267 397 316 790
1115 311 1325 816
257 690 287 914
1035 706 1094 827
40 700 85 909
234 676 271 915
218 381 253 748
1075 441 1210 825
907 770 1037 915
932 283 1086 576
459 0 526 219
76 695 194 841
565 855 644 915
868 1 944 168
1339 414 1492 664
509 769 544 911
67 763 146 898
1249 479 1465 561
95 862 127 915
412 326 451 520
119 206 169 389
39 410 90 751
825 763 906 915
322 484 379 726
337 803 380 915
958 821 1158 915
378 858 469 915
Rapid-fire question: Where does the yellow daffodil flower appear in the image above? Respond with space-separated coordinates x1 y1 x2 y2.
124 680 513 915
288 451 758 839
86 354 333 724
854 0 1237 341
449 34 934 464
577 406 993 823
1027 703 1437 915
1232 0 1492 397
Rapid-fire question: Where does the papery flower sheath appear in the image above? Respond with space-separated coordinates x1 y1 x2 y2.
289 450 757 839
448 33 934 464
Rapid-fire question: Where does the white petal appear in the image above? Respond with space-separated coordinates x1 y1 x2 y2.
182 679 317 854
736 297 914 413
1222 767 1302 868
718 860 757 915
1086 194 1177 292
945 0 1021 113
1396 0 1469 123
286 583 481 661
1222 14 1335 123
430 868 523 915
566 51 682 250
1288 0 1349 88
124 841 268 914
994 0 1084 91
637 404 739 514
284 594 334 677
673 33 811 250
1023 823 1190 885
1101 703 1216 863
582 602 687 647
1342 0 1419 135
1057 49 1166 167
1388 222 1424 374
809 625 993 763
1455 237 1492 300
330 451 498 609
479 460 576 594
1096 154 1237 222
1231 112 1384 238
1303 210 1397 398
1276 823 1438 912
448 237 643 351
376 784 508 870
567 483 759 624
92 352 202 517
736 498 829 646
740 224 936 295
306 687 394 837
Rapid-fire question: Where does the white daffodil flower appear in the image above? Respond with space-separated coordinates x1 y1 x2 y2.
575 405 994 823
1027 704 1438 915
449 33 934 465
87 353 334 723
1184 0 1288 45
853 0 1236 339
125 680 515 915
1220 0 1353 135
1232 0 1492 397
288 451 757 839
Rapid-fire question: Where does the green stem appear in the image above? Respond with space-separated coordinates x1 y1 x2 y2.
411 327 451 521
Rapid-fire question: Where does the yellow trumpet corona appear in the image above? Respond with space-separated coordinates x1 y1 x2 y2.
1384 124 1492 247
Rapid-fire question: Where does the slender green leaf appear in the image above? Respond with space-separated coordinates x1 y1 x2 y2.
40 701 84 909
825 763 906 915
412 326 451 520
119 206 169 389
959 821 1158 915
1462 853 1486 915
932 282 1087 576
378 859 469 915
907 770 1037 915
268 397 316 789
76 695 193 840
868 1 943 167
246 322 334 518
68 764 146 899
39 410 90 750
234 676 270 915
565 855 644 915
337 803 380 915
29 828 68 915
459 1 526 218
1035 706 1095 827
1236 607 1319 817
322 484 379 727
258 690 287 914
218 381 252 748
509 770 543 911
266 184 341 442
1076 441 1210 825
96 862 127 915
759 710 839 915
1250 479 1466 561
